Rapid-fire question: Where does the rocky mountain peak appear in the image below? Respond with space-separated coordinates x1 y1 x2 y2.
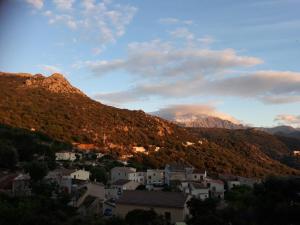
24 73 85 96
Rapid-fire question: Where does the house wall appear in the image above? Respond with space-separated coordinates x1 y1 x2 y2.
190 188 209 200
146 170 164 185
55 152 76 161
186 173 205 181
71 170 90 181
116 204 186 224
111 167 136 183
128 172 146 185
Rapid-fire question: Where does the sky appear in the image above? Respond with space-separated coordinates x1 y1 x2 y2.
1 0 300 127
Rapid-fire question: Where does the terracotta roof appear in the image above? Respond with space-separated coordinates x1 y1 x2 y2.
116 190 187 208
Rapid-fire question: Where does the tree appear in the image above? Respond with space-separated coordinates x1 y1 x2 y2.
90 167 108 184
125 209 165 225
0 141 18 169
187 198 224 225
25 161 48 182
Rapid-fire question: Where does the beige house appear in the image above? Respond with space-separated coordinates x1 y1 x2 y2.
146 169 165 186
115 190 189 224
71 169 90 181
111 167 136 183
111 179 141 193
55 152 77 161
128 171 146 185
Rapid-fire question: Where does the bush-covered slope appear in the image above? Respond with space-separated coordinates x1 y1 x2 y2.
0 72 299 177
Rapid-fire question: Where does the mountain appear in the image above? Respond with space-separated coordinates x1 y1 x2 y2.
164 114 244 129
257 126 300 139
0 72 299 177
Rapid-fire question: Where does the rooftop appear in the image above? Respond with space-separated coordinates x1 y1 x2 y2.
116 190 188 208
112 179 132 186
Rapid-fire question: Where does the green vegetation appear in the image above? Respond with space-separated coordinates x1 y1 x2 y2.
187 176 300 225
0 123 70 170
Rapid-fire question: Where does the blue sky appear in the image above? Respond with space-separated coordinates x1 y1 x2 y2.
1 0 300 127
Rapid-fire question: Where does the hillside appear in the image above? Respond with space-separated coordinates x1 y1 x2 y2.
189 128 300 170
0 72 299 177
257 126 300 139
0 72 192 152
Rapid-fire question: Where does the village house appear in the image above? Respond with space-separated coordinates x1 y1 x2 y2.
165 164 188 185
205 178 225 199
12 173 31 196
186 169 207 182
165 164 206 185
188 182 210 200
75 182 105 216
146 169 165 188
70 169 90 181
115 190 190 224
55 152 77 161
111 179 140 195
132 146 147 154
128 171 146 185
111 167 136 183
180 181 209 200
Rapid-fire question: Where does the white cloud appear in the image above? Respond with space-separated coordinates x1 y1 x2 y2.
82 39 262 79
27 0 137 47
159 17 194 25
26 0 43 9
170 27 195 42
53 0 75 10
197 36 215 45
152 104 240 124
39 65 62 74
274 114 300 127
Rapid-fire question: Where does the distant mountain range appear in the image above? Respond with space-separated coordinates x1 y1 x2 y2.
0 72 299 177
154 113 245 129
256 126 300 139
155 111 300 140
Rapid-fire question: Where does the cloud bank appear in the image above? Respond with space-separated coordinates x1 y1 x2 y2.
26 0 137 49
153 104 240 124
275 114 300 127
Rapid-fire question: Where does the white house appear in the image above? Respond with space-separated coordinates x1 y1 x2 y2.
111 167 136 183
128 171 146 185
132 146 147 154
189 182 209 200
186 169 207 182
146 169 165 186
55 152 77 161
205 178 225 199
71 169 90 181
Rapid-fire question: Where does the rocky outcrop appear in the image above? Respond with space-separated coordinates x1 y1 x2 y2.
24 73 85 96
